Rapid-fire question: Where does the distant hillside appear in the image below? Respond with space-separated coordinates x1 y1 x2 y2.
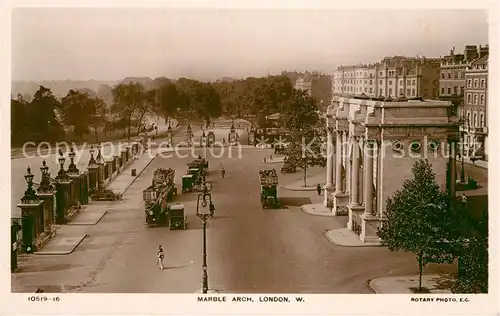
11 80 119 98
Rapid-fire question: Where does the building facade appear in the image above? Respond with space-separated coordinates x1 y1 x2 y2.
333 56 440 100
323 97 460 244
463 52 488 160
294 73 332 111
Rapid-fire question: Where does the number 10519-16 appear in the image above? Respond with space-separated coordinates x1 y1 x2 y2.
28 296 60 302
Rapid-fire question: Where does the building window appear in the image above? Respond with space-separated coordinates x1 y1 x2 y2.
467 112 471 126
480 113 484 127
388 88 393 96
474 94 478 105
441 73 445 79
480 94 485 105
389 80 392 85
473 113 477 127
448 72 451 79
399 88 403 95
447 87 451 95
407 80 411 85
369 88 373 93
369 79 373 85
364 87 367 92
379 88 383 96
467 93 472 104
412 89 416 96
441 87 445 95
454 71 458 79
379 71 383 76
453 86 458 95
412 80 416 85
474 79 478 88
467 79 472 87
379 80 382 85
458 72 462 79
460 87 464 95
481 79 485 88
407 88 411 96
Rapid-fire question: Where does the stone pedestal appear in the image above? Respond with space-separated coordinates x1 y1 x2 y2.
80 172 89 205
106 160 114 179
88 165 99 192
17 201 44 253
360 213 381 244
69 174 81 208
323 185 335 206
55 181 71 224
347 204 364 230
333 191 349 215
37 192 56 233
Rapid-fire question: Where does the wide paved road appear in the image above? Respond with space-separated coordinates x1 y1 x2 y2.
14 146 452 294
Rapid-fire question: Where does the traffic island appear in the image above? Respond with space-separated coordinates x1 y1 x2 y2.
369 274 454 294
300 204 334 216
35 234 87 255
283 184 321 191
325 228 382 247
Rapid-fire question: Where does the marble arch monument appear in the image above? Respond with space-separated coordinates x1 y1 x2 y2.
324 96 460 245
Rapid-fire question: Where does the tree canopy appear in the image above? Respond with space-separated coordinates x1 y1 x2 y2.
377 159 464 292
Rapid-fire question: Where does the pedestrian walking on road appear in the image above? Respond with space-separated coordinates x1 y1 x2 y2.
157 245 165 270
316 184 322 196
221 167 226 179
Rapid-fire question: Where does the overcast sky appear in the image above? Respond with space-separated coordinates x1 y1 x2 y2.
11 8 488 81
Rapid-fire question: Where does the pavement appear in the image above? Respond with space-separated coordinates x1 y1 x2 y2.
369 274 453 294
283 173 325 191
325 228 382 247
300 203 334 217
12 146 456 293
11 117 180 218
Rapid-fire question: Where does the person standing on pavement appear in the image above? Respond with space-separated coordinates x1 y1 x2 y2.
316 183 322 196
157 245 165 270
221 166 226 179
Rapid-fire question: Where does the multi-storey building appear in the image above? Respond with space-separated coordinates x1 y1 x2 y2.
294 73 332 111
463 50 488 160
333 56 440 100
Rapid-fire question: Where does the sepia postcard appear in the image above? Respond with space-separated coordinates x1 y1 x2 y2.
1 1 498 315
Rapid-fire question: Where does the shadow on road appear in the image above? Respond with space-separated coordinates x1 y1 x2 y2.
164 264 190 270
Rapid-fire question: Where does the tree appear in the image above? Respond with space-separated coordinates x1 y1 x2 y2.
28 86 65 142
60 90 93 141
452 207 488 293
281 89 325 186
156 80 179 120
111 82 147 141
11 94 30 145
88 96 108 143
377 159 463 292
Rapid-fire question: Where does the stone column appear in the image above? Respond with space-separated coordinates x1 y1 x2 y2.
324 127 335 206
351 138 360 205
325 128 334 187
345 134 350 196
363 142 374 216
334 131 343 194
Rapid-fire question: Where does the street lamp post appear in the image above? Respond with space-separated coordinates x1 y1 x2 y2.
196 184 215 294
56 150 69 182
167 122 173 147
